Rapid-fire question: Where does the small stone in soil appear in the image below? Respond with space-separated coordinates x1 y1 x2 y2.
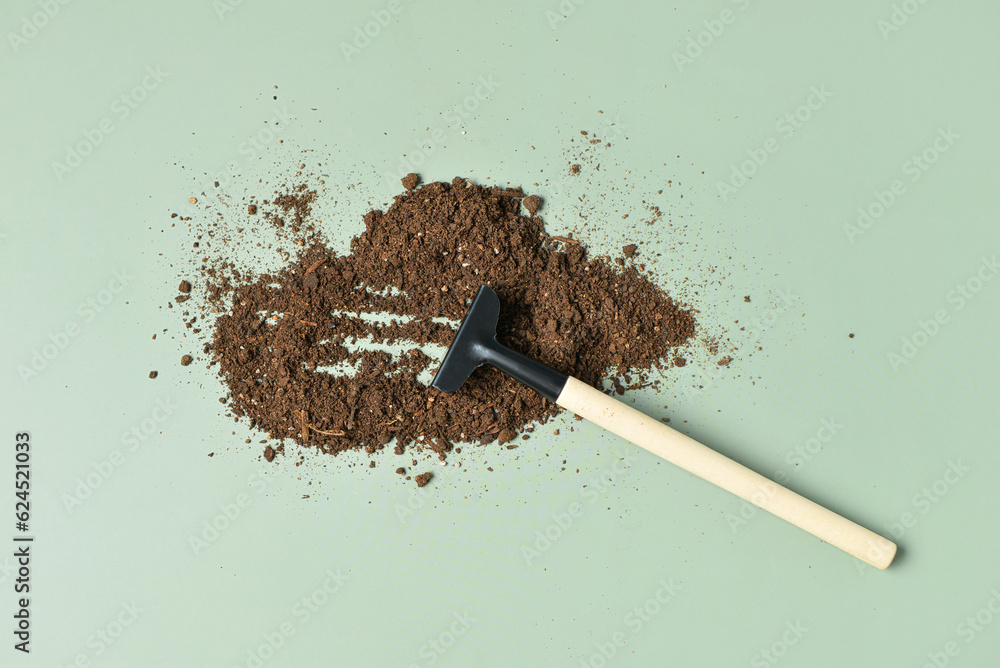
148 371 158 379
263 446 275 462
181 355 193 366
396 467 406 475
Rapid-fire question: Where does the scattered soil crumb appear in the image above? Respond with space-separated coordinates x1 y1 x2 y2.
523 195 542 215
401 173 420 190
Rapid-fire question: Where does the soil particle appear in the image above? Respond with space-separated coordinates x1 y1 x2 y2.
415 472 432 487
401 173 420 190
180 355 193 366
148 371 158 379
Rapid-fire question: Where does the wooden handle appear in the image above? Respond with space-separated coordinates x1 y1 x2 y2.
556 377 896 569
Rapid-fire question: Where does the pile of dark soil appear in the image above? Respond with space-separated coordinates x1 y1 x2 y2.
189 175 696 469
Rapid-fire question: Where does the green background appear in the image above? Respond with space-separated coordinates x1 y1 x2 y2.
3 0 999 666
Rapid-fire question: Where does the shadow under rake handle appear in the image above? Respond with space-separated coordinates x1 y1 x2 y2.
556 377 897 570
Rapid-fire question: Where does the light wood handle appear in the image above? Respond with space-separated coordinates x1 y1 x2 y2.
556 377 896 569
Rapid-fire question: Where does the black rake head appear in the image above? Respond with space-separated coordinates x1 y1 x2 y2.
430 285 501 393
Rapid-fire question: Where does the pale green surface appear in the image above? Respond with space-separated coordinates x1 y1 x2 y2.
2 1 1000 666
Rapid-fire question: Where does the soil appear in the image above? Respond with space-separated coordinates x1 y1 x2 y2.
523 195 542 215
179 175 697 481
401 173 419 190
